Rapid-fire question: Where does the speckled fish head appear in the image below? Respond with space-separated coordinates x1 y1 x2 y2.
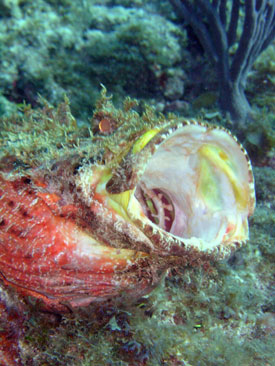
0 94 255 311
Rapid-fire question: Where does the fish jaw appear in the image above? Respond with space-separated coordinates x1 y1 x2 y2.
120 123 255 257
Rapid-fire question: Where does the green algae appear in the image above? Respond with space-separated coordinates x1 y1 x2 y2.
249 44 275 112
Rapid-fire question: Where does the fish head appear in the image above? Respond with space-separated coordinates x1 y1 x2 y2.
0 94 255 311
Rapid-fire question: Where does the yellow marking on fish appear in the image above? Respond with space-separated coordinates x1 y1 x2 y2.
108 189 134 221
198 157 221 210
132 129 159 154
199 144 247 210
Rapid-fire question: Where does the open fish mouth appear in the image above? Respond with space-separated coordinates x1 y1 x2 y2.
135 186 175 232
119 123 255 254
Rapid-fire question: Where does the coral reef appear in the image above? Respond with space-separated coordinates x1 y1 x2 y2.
0 1 274 365
1 0 274 124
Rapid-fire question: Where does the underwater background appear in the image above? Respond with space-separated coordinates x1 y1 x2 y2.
0 0 274 365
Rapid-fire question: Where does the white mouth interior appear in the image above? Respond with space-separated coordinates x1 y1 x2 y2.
134 125 251 248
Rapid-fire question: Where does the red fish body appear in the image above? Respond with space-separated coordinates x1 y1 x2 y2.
0 175 153 311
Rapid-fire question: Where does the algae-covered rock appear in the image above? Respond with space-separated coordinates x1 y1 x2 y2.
243 110 275 168
0 0 186 121
248 43 275 112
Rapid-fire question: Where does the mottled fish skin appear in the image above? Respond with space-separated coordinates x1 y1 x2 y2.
0 91 255 313
0 175 160 312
